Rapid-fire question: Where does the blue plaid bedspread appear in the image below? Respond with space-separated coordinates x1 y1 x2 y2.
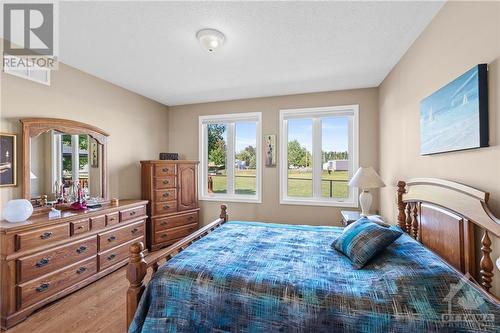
130 221 500 333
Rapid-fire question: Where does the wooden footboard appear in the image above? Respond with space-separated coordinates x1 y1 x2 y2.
126 205 228 327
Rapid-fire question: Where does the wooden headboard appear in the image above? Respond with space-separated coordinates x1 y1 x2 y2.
397 178 500 294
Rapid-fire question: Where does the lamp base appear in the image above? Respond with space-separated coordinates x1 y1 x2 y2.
359 190 372 216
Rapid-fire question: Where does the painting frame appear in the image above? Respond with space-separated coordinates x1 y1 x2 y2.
264 134 276 167
90 139 99 168
0 133 17 187
420 64 489 156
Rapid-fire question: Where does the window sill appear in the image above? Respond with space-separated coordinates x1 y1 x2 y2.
280 198 358 208
200 195 262 204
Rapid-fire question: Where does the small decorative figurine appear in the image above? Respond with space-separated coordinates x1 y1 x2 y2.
40 194 48 207
70 183 87 211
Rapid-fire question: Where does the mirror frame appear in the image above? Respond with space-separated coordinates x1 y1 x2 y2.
20 117 109 204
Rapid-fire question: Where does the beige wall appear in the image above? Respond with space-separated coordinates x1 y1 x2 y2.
168 88 379 226
379 1 500 294
0 60 169 207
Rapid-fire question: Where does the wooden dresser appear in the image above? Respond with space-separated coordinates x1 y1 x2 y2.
0 200 148 330
141 160 199 251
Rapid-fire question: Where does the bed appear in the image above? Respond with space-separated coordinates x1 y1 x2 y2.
126 179 500 332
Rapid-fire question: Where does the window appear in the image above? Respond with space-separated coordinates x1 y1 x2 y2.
4 56 51 85
58 134 89 189
199 112 262 203
279 105 359 207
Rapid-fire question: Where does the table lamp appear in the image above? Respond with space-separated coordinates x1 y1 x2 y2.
349 166 385 216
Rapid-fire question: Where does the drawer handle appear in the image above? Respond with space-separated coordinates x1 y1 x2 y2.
163 205 170 209
108 217 116 222
107 254 116 261
35 257 50 268
76 266 87 274
160 233 167 238
131 228 139 234
163 180 169 184
162 193 170 197
77 225 84 230
40 232 53 240
162 168 169 172
36 283 50 292
108 236 117 242
76 246 87 254
130 211 137 216
160 221 168 226
188 216 194 220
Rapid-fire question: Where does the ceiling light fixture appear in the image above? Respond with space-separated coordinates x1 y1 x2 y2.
196 28 225 53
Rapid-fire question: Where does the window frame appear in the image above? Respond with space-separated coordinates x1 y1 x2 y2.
199 112 262 203
279 105 359 207
4 56 51 86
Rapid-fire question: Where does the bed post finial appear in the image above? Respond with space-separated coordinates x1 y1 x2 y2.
127 242 147 327
480 230 494 292
397 181 407 230
220 205 228 222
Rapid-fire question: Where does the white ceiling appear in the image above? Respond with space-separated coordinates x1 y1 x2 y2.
55 1 444 106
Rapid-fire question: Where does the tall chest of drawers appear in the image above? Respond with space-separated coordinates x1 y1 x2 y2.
141 160 200 251
0 200 148 330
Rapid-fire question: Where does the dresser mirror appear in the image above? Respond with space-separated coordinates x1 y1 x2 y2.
21 118 109 208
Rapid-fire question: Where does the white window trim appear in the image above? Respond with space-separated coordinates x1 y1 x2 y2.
3 57 51 86
199 112 262 203
279 105 359 207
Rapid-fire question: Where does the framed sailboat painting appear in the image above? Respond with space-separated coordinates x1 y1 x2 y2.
420 64 489 155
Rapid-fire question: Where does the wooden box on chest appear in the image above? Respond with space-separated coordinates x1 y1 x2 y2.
0 200 148 330
141 160 200 251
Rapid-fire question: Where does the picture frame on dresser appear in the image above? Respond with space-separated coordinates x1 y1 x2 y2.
141 160 200 251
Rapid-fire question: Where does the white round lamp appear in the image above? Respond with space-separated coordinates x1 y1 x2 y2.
349 167 385 216
196 28 225 52
3 199 34 223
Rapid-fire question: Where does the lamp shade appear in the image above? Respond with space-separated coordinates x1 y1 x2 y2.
3 199 33 223
348 167 385 189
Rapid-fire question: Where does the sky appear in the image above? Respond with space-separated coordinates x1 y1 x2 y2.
235 122 256 152
288 117 349 152
221 118 348 153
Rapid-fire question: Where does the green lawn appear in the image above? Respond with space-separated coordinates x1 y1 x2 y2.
210 169 348 198
288 170 348 198
210 169 257 195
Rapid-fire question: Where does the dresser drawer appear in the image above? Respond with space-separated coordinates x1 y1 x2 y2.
70 218 90 236
120 206 146 222
154 212 198 232
98 237 142 270
153 200 177 215
154 164 177 177
98 221 144 251
106 212 119 226
90 215 106 230
17 236 97 284
154 189 177 202
18 257 97 309
16 224 70 251
154 223 198 244
154 176 176 189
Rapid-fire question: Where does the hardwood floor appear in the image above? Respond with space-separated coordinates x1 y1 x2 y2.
5 267 150 333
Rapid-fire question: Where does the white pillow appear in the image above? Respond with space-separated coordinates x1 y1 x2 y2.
367 215 391 227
